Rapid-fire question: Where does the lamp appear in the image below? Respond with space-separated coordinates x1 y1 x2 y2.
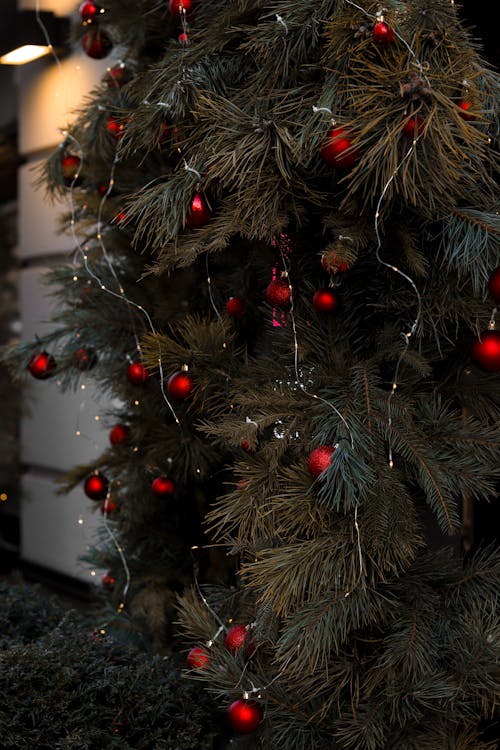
0 10 69 65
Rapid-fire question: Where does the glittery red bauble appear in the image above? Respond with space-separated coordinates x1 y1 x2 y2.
84 473 109 500
79 1 101 23
402 115 424 139
320 127 360 169
82 28 113 59
487 267 500 304
313 289 339 313
102 572 115 590
61 155 81 185
109 424 130 445
168 0 193 15
226 296 246 318
101 497 117 514
228 700 263 735
186 646 209 669
471 330 500 373
372 21 395 44
457 100 474 121
225 624 255 655
307 446 336 480
151 476 175 497
27 352 56 380
321 252 349 275
167 371 193 400
127 362 149 385
266 278 292 310
185 193 211 229
74 347 97 371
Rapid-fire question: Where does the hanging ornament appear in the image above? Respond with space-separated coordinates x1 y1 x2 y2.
126 362 149 385
178 32 189 44
84 472 109 500
266 277 292 310
79 1 102 24
167 369 193 400
104 63 132 88
227 700 263 735
185 193 211 229
313 289 339 313
226 296 246 318
109 424 130 445
320 127 360 169
82 28 113 59
74 347 97 371
307 445 336 480
402 115 424 139
101 497 117 514
372 21 395 44
151 476 175 497
102 572 115 590
487 267 500 304
61 155 82 186
106 114 126 140
225 624 255 655
186 646 209 669
471 329 500 373
321 251 349 275
27 351 56 380
457 100 475 121
240 439 255 454
168 0 194 16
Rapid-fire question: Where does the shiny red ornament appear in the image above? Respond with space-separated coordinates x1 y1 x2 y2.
227 699 263 735
84 473 109 500
178 32 189 43
313 289 339 313
61 155 82 185
185 193 211 229
266 278 292 310
82 28 113 59
109 424 130 445
307 445 336 480
106 114 126 140
101 497 117 514
457 100 474 121
126 362 149 385
151 476 175 497
79 1 101 23
226 296 246 318
320 127 360 169
186 646 209 669
488 267 500 304
27 351 56 380
104 64 131 88
167 371 193 400
225 624 255 655
74 347 97 371
102 572 115 590
372 21 395 44
471 330 500 373
168 0 193 16
402 115 424 139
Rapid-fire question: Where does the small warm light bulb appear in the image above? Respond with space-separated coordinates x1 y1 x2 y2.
78 516 84 525
94 415 100 421
90 569 97 577
0 492 7 502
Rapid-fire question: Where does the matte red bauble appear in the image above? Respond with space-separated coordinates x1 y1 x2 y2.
106 114 126 139
471 330 500 373
168 0 193 15
372 21 395 44
307 446 336 480
402 115 424 139
227 699 263 735
126 362 149 385
186 646 209 669
79 1 101 23
457 100 474 121
313 289 338 313
185 193 211 229
61 155 81 185
109 424 130 445
74 347 97 371
266 278 292 310
151 476 175 497
167 371 193 400
102 572 115 590
320 127 360 169
226 296 246 318
101 497 117 514
487 267 500 304
84 473 109 500
82 28 113 59
27 352 56 380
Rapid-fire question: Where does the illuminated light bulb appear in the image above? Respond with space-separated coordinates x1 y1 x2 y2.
0 493 8 502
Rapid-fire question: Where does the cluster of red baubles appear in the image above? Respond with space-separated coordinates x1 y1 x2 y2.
79 2 113 59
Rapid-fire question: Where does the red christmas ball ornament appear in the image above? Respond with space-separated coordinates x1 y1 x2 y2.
186 646 209 669
101 497 117 514
320 127 360 169
488 267 500 305
126 362 149 385
372 21 395 44
27 351 56 380
79 1 101 24
102 572 115 590
240 439 255 454
457 100 475 121
167 370 193 400
313 289 339 313
168 0 193 16
228 699 263 735
104 63 132 88
84 473 109 500
225 624 255 655
321 252 349 275
61 155 82 186
106 114 126 140
151 476 175 497
109 424 130 445
178 32 189 44
82 28 113 59
307 445 336 480
185 193 211 229
266 278 292 310
402 115 424 139
226 296 246 318
471 330 500 373
74 347 97 371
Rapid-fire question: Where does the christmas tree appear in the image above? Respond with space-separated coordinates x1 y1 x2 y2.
4 0 500 747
